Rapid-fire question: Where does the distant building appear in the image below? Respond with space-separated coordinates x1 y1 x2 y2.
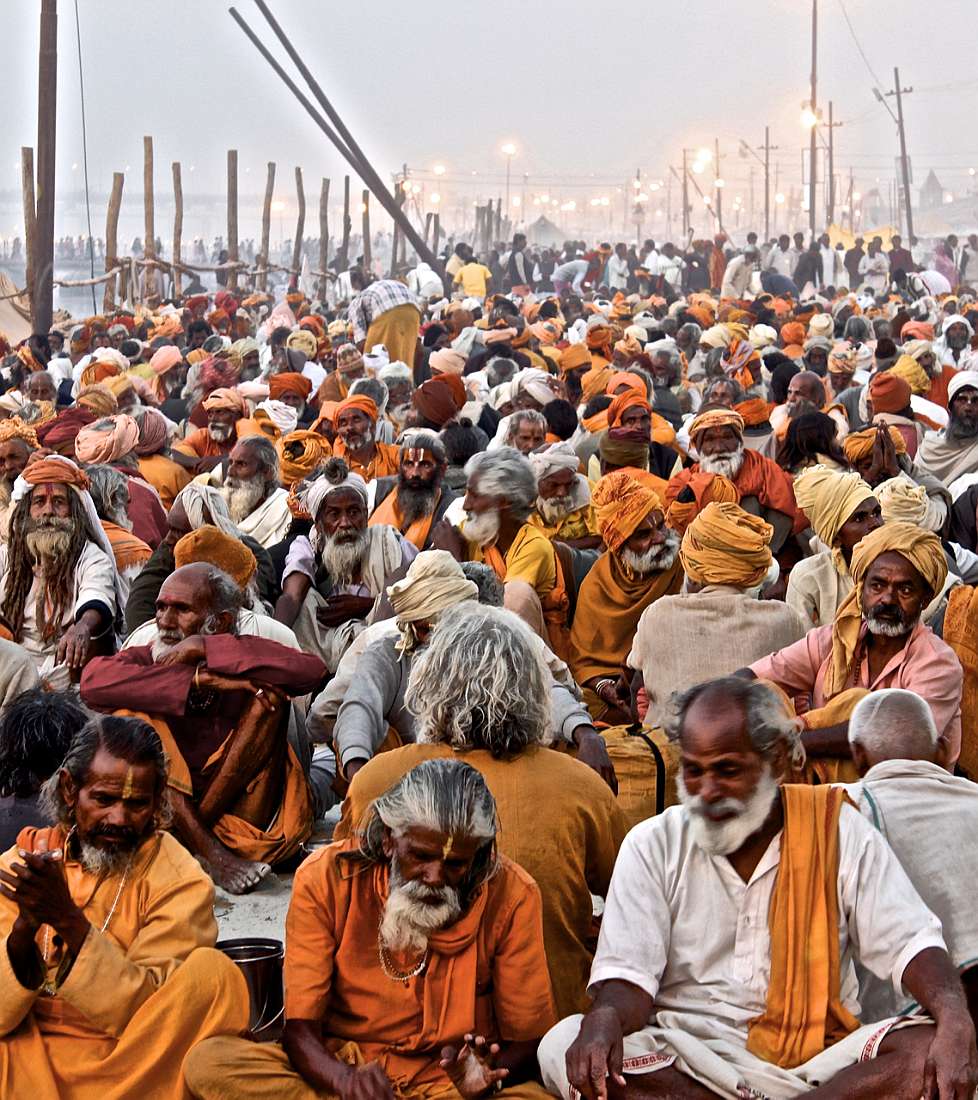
920 170 944 212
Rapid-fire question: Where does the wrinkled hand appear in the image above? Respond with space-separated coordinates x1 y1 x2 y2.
596 676 630 713
565 1006 626 1100
154 634 207 666
57 622 92 672
429 519 465 560
336 1061 397 1100
439 1034 509 1099
0 838 81 936
193 671 284 712
316 594 375 629
923 1018 978 1100
574 728 618 794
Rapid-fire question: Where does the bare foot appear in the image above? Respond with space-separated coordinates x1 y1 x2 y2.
204 850 272 895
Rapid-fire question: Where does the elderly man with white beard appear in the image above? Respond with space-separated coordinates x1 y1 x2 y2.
0 418 38 540
185 758 558 1100
537 676 978 1100
918 371 978 486
667 408 801 553
274 458 417 671
0 456 117 685
528 441 600 548
213 435 292 548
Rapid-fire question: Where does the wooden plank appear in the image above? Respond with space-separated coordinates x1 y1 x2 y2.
20 148 36 325
103 170 124 311
362 190 371 270
291 166 305 281
34 0 57 332
259 161 275 291
171 162 183 298
340 174 351 269
143 136 155 259
318 176 329 300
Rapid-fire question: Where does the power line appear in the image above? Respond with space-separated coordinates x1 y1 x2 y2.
838 0 884 89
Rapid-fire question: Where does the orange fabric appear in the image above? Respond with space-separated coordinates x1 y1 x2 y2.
746 786 859 1068
668 450 802 532
664 471 739 535
735 397 773 427
688 407 745 443
591 470 662 554
277 430 330 487
21 457 89 491
868 371 912 413
101 521 152 573
137 453 193 511
559 344 591 373
605 371 645 397
650 412 678 449
369 487 440 550
336 395 379 422
581 411 609 433
268 372 313 401
332 438 400 481
78 361 120 387
580 364 613 402
607 391 650 428
943 585 978 780
172 424 241 459
842 426 906 463
0 418 39 448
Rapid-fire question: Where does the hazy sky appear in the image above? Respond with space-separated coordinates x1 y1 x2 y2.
3 0 978 235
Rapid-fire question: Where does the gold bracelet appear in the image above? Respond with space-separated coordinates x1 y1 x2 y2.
194 663 201 691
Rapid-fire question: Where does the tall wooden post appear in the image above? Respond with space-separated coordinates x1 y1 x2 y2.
494 197 502 243
291 166 305 284
34 0 57 332
362 190 371 270
259 161 275 291
103 171 123 311
432 214 441 257
423 212 433 250
21 148 36 324
340 175 351 269
484 201 493 253
227 149 238 290
318 177 330 300
143 136 155 259
171 162 183 298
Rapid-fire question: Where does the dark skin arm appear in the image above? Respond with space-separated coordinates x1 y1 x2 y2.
275 572 312 628
429 519 466 561
57 607 107 675
316 594 375 629
565 979 653 1100
801 721 850 758
283 1018 397 1100
440 1035 541 1096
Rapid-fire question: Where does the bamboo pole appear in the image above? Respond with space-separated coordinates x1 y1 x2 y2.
340 175 351 269
259 161 275 291
171 162 183 298
102 170 124 311
20 148 36 324
422 212 433 251
362 190 371 270
226 149 239 291
318 176 330 300
143 136 155 259
34 0 57 333
291 166 305 284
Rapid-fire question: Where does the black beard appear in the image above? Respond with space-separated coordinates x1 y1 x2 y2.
947 413 978 442
397 479 439 525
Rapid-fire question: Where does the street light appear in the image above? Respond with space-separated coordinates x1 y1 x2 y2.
501 142 517 210
774 193 786 204
801 106 819 129
433 164 446 176
430 193 441 206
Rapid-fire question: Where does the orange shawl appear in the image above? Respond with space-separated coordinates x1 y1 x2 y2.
332 439 400 481
101 521 153 572
369 487 440 550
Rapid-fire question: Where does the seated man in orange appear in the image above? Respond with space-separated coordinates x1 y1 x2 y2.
185 758 558 1100
0 714 247 1099
330 394 400 481
172 387 248 473
668 407 801 553
369 430 457 551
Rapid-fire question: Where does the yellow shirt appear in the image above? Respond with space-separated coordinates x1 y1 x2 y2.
454 262 493 298
468 524 557 597
528 505 597 542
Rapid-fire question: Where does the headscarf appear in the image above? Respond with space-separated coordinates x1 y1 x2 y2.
528 441 580 483
901 320 935 342
133 408 168 456
808 313 834 340
285 329 319 360
16 454 90 494
558 344 591 374
720 339 761 388
277 429 330 486
387 550 479 652
826 522 947 697
512 368 558 408
0 418 39 449
429 348 467 376
268 372 313 401
688 408 745 446
591 470 662 554
664 472 739 535
947 370 978 403
174 525 257 590
255 399 299 436
875 477 929 526
174 482 241 537
605 371 645 397
413 378 461 427
335 395 379 423
888 354 931 397
868 371 911 414
74 414 140 464
202 387 247 416
792 465 877 548
607 390 651 429
842 425 906 463
679 501 773 587
585 321 615 355
302 465 369 519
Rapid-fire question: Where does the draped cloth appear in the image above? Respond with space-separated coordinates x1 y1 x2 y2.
369 486 442 550
942 585 978 780
746 786 859 1069
365 301 421 371
792 465 876 549
664 472 739 536
917 429 978 485
679 502 773 587
668 450 802 533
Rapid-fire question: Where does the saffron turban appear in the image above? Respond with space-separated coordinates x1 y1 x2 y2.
792 464 877 549
75 384 118 417
586 322 615 353
335 395 379 423
826 522 947 698
868 371 911 414
133 408 168 456
277 429 330 486
680 501 773 587
302 465 369 518
665 472 739 535
429 348 467 376
843 425 906 463
387 550 478 623
78 359 120 388
268 372 313 401
528 441 580 483
947 370 978 403
335 344 365 374
0 418 38 449
17 454 89 493
149 346 183 376
780 321 806 349
558 344 591 374
888 355 931 397
828 344 859 376
900 320 935 342
286 329 319 359
202 387 247 416
174 525 257 590
608 391 651 429
614 334 643 360
75 413 140 464
734 398 772 427
876 476 929 526
605 371 645 397
413 378 461 428
592 469 663 555
16 345 44 373
103 375 135 401
689 408 745 445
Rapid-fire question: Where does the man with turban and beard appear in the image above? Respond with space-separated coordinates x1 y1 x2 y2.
528 441 598 546
82 563 326 894
918 371 978 485
934 313 978 371
268 371 314 426
148 344 187 415
787 465 884 627
628 502 806 728
74 414 168 547
186 758 559 1100
0 419 38 540
130 406 191 510
369 430 456 551
172 387 248 471
747 522 963 778
274 458 417 671
668 409 801 553
215 435 292 549
331 394 400 481
0 714 250 1098
569 471 683 723
0 457 116 683
538 675 977 1100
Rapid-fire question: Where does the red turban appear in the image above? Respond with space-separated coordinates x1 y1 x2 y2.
413 377 462 428
868 371 912 414
607 391 651 429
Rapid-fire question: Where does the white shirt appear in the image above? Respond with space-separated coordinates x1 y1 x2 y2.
606 255 630 290
591 804 945 1035
766 247 794 279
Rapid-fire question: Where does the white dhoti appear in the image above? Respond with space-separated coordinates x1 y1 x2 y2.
538 1011 929 1100
290 587 368 674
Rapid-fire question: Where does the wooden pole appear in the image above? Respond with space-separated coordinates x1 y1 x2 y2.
227 149 239 290
143 136 155 259
432 214 441 257
259 161 275 291
423 212 433 250
171 162 183 298
291 166 305 283
318 176 330 300
362 191 371 270
21 148 36 325
495 196 502 243
34 0 57 333
102 171 123 311
340 175 351 268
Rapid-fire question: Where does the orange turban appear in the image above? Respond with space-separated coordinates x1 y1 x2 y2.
888 355 931 398
686 305 713 328
608 391 651 429
174 525 257 591
268 372 313 401
75 384 118 417
74 413 140 465
277 429 331 486
680 501 773 587
900 320 935 342
150 345 183 376
605 371 646 397
614 334 643 360
336 395 379 422
842 425 907 463
868 371 912 414
559 344 592 374
79 360 120 388
0 418 39 449
15 345 44 373
665 471 739 535
734 397 772 427
202 387 247 416
689 408 745 445
586 323 615 354
592 469 663 554
21 455 90 492
580 364 614 402
780 321 806 350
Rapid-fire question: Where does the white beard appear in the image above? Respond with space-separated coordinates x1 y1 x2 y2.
379 860 462 954
620 532 679 575
208 423 233 443
678 763 780 856
536 495 577 524
463 508 502 549
222 477 266 523
320 528 370 585
864 613 917 638
699 447 745 479
79 839 135 877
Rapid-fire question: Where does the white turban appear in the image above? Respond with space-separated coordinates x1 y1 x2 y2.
364 344 390 374
256 398 299 435
528 441 580 483
942 314 975 339
948 370 978 403
387 550 478 623
91 348 130 372
749 324 778 350
302 467 368 520
175 482 242 537
512 368 557 407
808 313 834 340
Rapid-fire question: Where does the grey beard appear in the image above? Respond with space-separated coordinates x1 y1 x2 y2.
320 528 370 585
865 613 917 638
463 508 501 549
699 448 745 479
25 518 74 564
536 495 577 524
79 839 136 877
222 477 266 523
678 764 780 856
208 423 233 443
946 414 978 443
397 482 439 526
379 858 462 954
620 532 680 575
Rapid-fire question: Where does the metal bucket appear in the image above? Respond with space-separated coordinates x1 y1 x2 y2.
217 937 284 1041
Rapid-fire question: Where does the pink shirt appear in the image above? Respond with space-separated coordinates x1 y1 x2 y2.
750 621 963 763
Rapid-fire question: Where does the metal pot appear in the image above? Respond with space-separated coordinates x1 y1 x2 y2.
217 937 284 1041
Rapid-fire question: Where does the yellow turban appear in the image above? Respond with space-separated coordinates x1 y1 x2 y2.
825 522 947 698
592 470 663 554
875 476 929 526
0 418 39 449
679 501 773 587
842 425 906 464
286 329 319 359
174 525 257 591
888 354 931 397
792 464 877 549
276 429 331 487
689 408 745 445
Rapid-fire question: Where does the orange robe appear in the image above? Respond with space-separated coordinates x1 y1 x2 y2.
137 453 193 510
0 826 248 1100
101 521 152 574
369 487 441 550
172 425 236 460
332 438 400 481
